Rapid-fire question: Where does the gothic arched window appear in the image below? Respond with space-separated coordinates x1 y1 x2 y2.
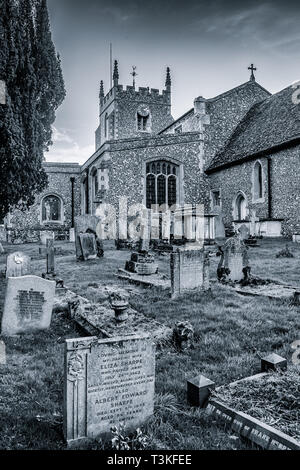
105 113 109 138
253 161 263 200
41 195 63 223
146 160 178 209
91 168 98 201
235 194 247 220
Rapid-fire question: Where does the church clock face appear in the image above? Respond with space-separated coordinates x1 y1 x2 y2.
137 104 150 117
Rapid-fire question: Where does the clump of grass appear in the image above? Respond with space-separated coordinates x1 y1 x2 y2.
214 366 300 440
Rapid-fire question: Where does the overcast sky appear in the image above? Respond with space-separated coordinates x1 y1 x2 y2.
46 0 300 164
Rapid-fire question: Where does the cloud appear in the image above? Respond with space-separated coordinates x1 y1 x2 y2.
45 126 94 164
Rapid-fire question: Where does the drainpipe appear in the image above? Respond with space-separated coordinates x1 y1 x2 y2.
85 169 89 214
70 177 75 227
267 157 272 219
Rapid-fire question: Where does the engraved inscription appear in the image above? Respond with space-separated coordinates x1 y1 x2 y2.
87 339 154 431
15 289 45 326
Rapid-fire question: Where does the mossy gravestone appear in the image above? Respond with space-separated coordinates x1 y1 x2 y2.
64 334 155 445
1 275 56 336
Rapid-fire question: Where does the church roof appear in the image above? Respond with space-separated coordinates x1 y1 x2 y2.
206 84 300 173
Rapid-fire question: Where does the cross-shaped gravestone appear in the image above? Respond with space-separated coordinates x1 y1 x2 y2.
249 210 259 236
46 239 55 275
248 63 257 81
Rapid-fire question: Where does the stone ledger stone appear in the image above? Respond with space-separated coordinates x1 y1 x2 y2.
64 334 155 445
1 275 56 336
6 252 31 278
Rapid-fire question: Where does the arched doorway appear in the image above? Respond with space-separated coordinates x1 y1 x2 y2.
235 193 247 220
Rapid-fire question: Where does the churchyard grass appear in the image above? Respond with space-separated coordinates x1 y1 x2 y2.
0 238 299 449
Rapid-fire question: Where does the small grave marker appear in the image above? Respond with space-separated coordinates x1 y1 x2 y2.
1 275 56 336
187 375 215 408
261 353 287 372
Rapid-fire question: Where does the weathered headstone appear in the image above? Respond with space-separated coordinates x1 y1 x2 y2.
6 252 31 278
0 242 4 255
69 228 75 243
238 224 250 240
64 334 155 445
79 233 97 261
249 210 259 237
46 239 55 275
213 206 225 238
170 248 210 298
1 275 56 336
220 230 249 282
74 215 100 260
40 231 54 246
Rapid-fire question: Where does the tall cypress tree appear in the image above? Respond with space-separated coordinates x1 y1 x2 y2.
0 0 66 220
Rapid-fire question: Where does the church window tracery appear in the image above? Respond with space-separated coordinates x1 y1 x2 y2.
146 160 178 208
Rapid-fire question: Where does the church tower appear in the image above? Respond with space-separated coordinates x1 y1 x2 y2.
95 62 174 150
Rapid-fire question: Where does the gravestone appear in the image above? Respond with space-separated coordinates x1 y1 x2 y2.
42 240 63 287
6 252 31 278
69 228 75 243
170 248 210 298
79 233 97 260
213 206 225 238
0 242 4 255
249 210 259 237
219 230 249 282
1 275 56 336
46 239 55 274
74 215 102 260
64 334 155 445
40 231 54 246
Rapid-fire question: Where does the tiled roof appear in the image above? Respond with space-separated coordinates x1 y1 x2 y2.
207 84 300 172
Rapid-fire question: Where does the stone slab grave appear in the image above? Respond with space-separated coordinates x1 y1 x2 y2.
64 334 155 445
57 287 172 344
170 248 210 298
231 282 300 301
117 269 170 291
207 370 300 450
6 252 31 278
1 275 56 336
